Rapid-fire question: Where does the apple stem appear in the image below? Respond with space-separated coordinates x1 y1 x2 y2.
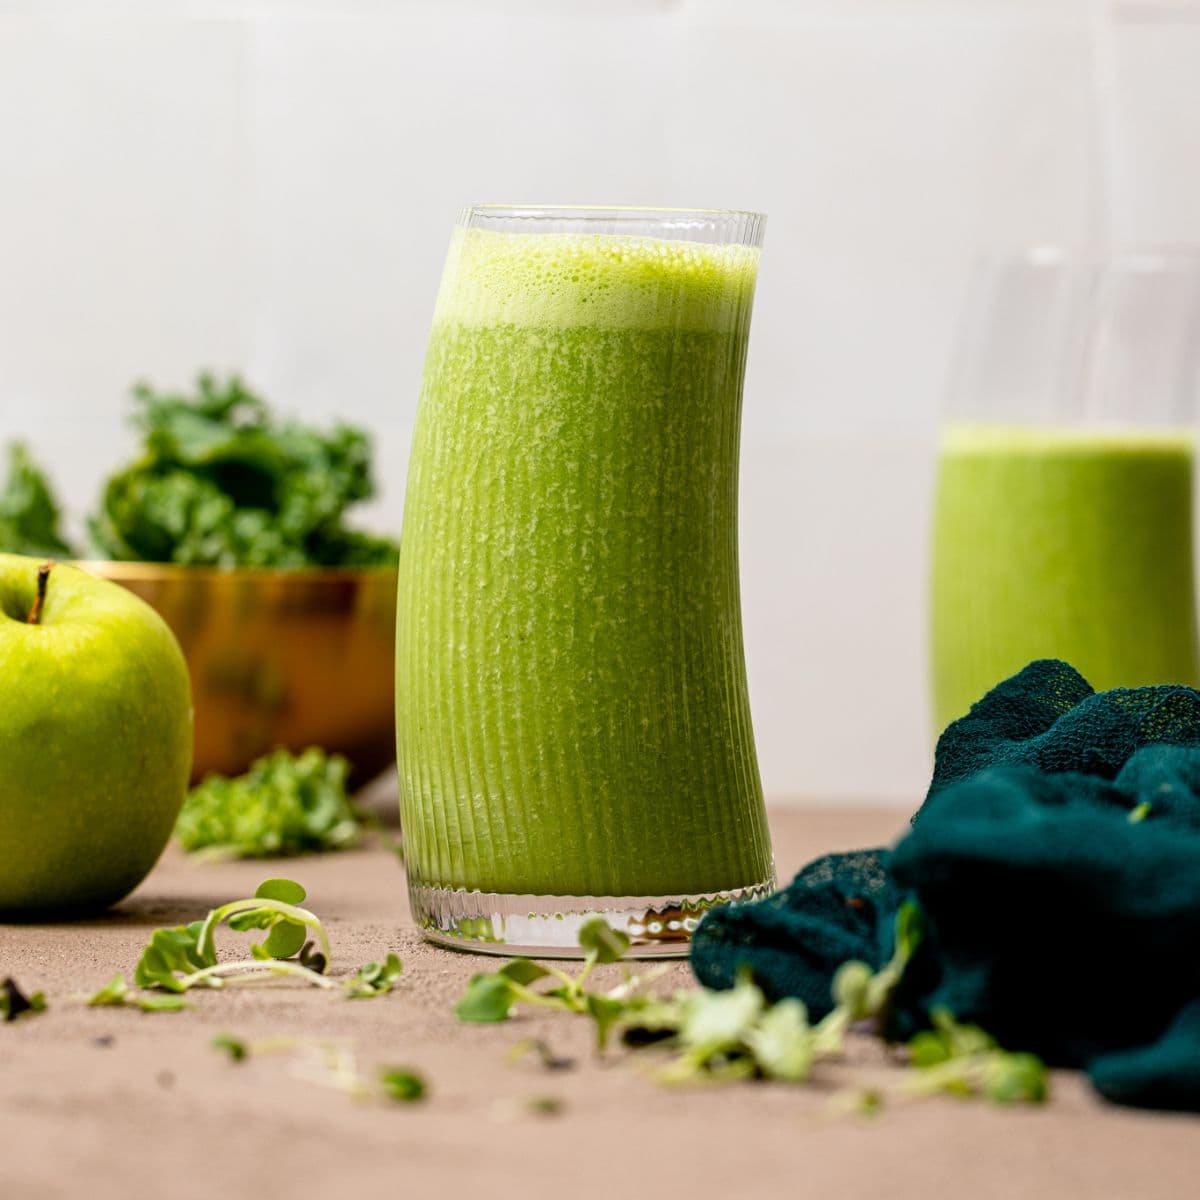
26 561 54 626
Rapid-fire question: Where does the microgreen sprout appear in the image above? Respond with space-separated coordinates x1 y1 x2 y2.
195 878 331 967
450 901 1041 1106
808 902 922 1058
1 977 46 1022
134 879 336 995
625 908 1045 1106
621 902 924 1084
904 1009 1049 1104
115 878 399 1009
451 904 1044 1110
87 974 191 1013
343 953 403 999
456 972 520 1022
211 1032 427 1104
455 917 667 1049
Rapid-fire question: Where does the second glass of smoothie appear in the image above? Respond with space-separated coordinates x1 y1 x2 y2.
931 249 1200 732
395 206 774 956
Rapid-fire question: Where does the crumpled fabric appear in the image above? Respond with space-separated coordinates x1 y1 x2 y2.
691 660 1200 1110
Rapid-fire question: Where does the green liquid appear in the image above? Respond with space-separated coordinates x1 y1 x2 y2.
931 424 1200 732
396 228 772 897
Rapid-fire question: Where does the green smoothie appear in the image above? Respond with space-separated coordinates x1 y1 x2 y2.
931 424 1200 732
396 226 772 899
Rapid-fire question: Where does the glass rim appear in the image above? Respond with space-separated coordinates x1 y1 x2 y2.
464 203 766 221
457 204 766 248
974 243 1200 271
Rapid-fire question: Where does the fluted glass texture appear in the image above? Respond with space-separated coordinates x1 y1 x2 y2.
396 206 772 903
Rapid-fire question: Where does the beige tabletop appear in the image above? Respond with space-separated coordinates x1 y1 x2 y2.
2 804 1198 1200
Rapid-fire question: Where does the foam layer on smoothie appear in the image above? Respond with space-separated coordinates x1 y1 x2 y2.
432 227 759 333
941 423 1195 458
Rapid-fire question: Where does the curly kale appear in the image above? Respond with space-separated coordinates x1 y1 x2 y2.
0 443 78 558
175 747 364 858
88 374 399 567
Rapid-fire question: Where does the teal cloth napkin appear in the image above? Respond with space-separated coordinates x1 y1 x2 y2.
692 660 1200 1110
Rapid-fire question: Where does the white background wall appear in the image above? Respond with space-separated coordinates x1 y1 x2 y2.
2 0 1199 804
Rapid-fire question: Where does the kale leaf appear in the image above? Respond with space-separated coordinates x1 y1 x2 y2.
88 374 399 567
174 746 364 858
0 443 78 558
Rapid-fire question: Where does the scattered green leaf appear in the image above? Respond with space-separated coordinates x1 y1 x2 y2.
87 973 190 1012
255 878 308 905
744 998 812 1083
577 917 631 965
456 973 519 1023
498 959 551 987
678 971 766 1056
830 960 873 1017
904 1009 1049 1105
344 953 404 999
133 921 213 993
585 993 628 1052
175 748 364 859
1 976 46 1022
212 1033 249 1061
379 1068 427 1103
262 919 309 961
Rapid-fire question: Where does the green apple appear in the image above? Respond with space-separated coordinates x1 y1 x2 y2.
0 554 192 914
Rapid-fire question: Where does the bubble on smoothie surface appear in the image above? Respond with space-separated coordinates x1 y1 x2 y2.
433 228 760 333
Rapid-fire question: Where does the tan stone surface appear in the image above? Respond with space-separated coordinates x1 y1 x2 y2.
2 805 1198 1200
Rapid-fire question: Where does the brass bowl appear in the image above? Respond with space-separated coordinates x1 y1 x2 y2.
81 561 398 783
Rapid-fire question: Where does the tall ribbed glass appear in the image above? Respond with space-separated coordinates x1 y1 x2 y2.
395 205 774 956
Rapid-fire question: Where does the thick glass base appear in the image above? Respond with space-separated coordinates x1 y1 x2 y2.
409 871 777 959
